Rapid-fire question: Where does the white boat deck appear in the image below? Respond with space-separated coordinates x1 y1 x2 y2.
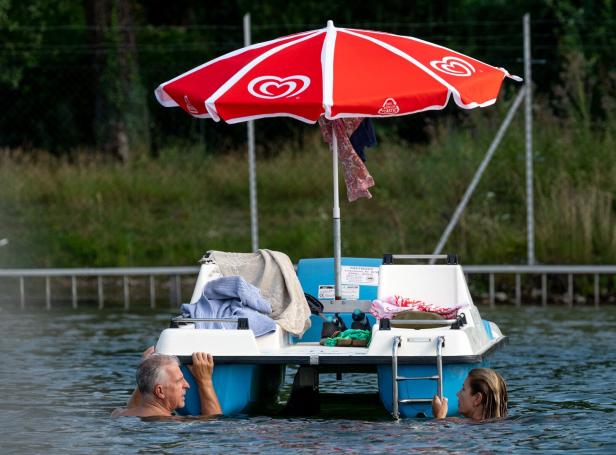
156 261 508 366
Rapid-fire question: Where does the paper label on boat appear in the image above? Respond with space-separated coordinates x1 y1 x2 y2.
318 285 335 299
317 284 360 299
340 266 380 286
341 284 360 299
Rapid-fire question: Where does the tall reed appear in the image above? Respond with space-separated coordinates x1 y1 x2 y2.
1 93 614 267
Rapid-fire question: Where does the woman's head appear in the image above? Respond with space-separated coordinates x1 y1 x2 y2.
456 368 508 420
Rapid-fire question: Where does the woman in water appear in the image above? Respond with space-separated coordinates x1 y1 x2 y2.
432 368 508 421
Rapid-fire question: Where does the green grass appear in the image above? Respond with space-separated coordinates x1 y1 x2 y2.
1 96 615 267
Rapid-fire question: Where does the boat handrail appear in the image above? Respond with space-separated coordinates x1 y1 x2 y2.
383 254 458 265
391 254 448 260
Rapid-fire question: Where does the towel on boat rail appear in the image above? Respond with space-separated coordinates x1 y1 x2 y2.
180 276 276 337
209 249 311 336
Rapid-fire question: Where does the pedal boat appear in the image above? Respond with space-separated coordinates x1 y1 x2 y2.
154 254 507 419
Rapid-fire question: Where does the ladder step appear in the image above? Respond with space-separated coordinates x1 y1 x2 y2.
399 398 433 404
396 375 439 381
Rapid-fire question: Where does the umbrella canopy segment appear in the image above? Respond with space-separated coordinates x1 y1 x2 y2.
155 21 520 124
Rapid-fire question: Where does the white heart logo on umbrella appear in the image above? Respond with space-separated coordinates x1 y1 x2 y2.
430 56 476 77
248 75 311 99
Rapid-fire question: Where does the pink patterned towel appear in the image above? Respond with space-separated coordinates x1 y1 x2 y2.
370 295 465 320
318 116 375 202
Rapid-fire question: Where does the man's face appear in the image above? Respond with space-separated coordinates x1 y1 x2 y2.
160 363 190 410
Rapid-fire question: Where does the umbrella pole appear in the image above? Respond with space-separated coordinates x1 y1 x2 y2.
331 131 342 300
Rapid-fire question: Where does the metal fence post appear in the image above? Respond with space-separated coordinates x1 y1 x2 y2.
149 275 156 309
541 273 547 306
98 276 104 309
175 275 182 306
515 274 522 306
46 277 51 310
19 277 25 310
123 276 130 310
567 274 573 307
594 274 600 308
489 273 495 308
524 13 536 265
71 276 77 309
244 12 259 252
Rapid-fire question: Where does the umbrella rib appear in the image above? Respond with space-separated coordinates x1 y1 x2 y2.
154 29 321 109
321 20 337 118
225 112 318 125
204 29 326 121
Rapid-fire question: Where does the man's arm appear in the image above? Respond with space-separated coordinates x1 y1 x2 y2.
190 352 223 416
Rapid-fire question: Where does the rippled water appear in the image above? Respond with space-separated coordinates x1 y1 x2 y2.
1 305 615 454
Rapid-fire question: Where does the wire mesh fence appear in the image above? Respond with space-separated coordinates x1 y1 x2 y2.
1 18 550 154
2 15 616 269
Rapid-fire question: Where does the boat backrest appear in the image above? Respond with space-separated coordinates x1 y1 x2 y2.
377 264 472 308
295 257 380 343
189 260 223 303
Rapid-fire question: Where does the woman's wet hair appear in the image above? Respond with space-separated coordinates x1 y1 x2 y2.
467 368 508 420
136 354 180 394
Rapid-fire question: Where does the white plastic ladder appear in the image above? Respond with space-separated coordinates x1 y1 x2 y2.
391 335 445 420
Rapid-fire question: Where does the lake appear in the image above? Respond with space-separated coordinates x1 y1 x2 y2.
1 305 615 453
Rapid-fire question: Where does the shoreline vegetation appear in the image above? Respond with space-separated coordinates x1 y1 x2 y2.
1 94 615 269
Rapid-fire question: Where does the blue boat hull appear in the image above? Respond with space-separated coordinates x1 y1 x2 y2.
177 364 284 416
170 255 504 417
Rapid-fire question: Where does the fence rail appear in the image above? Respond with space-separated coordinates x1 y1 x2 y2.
463 265 616 308
0 267 200 277
1 265 615 310
0 266 200 310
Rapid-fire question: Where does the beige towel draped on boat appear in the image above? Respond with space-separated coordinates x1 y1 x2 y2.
209 249 311 336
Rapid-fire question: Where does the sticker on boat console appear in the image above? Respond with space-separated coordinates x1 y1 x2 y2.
341 266 379 286
318 285 335 299
317 284 360 299
341 284 360 299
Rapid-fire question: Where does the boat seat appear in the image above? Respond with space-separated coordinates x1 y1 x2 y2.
377 264 472 321
297 257 381 301
391 309 446 329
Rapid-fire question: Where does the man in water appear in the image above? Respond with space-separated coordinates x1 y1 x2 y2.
112 347 222 418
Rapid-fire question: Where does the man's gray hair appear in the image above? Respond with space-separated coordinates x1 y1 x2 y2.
136 354 180 394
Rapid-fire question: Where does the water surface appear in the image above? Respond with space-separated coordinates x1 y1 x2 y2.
1 306 615 453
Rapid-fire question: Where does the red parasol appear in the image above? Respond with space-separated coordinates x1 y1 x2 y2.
155 21 520 298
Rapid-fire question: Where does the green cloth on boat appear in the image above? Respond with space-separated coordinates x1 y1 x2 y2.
324 329 371 347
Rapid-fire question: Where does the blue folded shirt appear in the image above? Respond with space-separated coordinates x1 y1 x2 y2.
180 276 276 337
